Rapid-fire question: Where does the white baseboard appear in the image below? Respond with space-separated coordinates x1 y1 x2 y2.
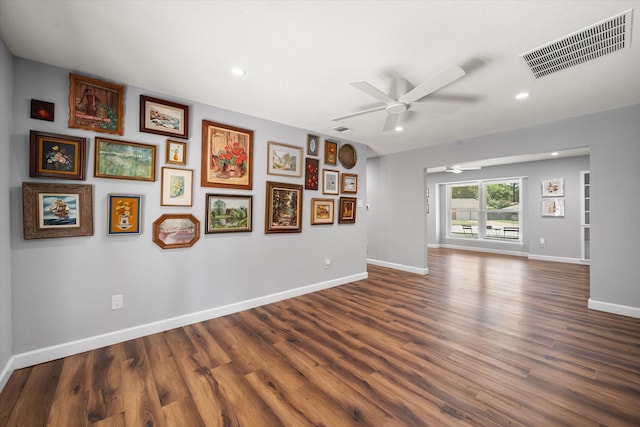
588 299 640 319
440 244 527 258
367 258 428 275
427 243 440 249
528 254 587 265
0 356 15 392
11 272 367 371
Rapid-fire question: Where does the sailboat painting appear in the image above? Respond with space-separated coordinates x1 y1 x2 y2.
40 194 79 228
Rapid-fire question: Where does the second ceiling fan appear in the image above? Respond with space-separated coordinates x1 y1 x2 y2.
332 65 466 132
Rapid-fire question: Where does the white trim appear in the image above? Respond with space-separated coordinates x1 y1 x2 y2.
527 254 586 265
440 244 527 258
0 356 15 392
367 258 428 275
588 299 640 319
11 272 367 370
427 243 441 249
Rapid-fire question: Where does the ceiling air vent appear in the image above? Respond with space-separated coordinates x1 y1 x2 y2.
333 126 352 133
520 9 633 78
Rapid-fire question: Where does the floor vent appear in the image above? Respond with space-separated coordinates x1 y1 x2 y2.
520 9 633 79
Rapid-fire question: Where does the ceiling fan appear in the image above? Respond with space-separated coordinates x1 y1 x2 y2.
445 165 482 174
332 65 466 132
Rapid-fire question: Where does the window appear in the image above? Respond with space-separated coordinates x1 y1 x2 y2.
448 178 522 241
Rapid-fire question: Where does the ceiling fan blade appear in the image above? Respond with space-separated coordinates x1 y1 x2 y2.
382 113 400 132
350 81 396 104
399 65 466 104
331 105 387 121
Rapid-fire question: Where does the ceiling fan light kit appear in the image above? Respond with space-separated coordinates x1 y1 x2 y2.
332 65 467 132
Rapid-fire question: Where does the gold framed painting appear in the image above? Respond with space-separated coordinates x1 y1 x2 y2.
201 120 253 190
338 196 357 224
22 182 93 239
94 137 156 182
29 130 87 180
341 173 358 193
166 139 187 165
265 181 303 234
68 73 124 135
152 213 200 249
311 198 334 225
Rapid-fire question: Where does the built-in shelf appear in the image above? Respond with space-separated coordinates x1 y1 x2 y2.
580 170 590 262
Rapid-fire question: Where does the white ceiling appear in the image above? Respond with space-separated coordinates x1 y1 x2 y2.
1 1 639 159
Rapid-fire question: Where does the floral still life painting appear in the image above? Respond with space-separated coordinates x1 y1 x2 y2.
202 120 253 189
305 158 319 190
107 194 141 235
30 130 86 180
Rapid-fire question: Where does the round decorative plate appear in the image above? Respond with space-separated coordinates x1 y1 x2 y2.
338 144 357 169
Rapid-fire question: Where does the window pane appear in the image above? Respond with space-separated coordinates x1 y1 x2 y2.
486 182 519 209
486 212 519 239
450 184 479 238
451 185 479 208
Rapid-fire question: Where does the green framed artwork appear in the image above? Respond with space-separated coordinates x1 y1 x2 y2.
107 194 142 235
205 194 252 233
94 137 156 181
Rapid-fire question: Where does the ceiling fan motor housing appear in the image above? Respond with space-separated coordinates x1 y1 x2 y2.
386 102 408 114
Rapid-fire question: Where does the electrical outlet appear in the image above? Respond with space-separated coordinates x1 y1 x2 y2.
112 294 123 310
539 237 546 248
323 258 331 269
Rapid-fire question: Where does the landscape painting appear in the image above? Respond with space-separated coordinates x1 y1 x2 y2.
205 194 252 233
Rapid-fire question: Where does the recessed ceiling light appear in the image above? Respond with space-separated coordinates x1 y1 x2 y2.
394 126 403 132
231 67 246 76
515 92 529 100
551 152 559 156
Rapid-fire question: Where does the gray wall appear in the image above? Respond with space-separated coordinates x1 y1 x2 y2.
8 58 367 357
367 105 640 313
427 155 590 260
0 35 13 388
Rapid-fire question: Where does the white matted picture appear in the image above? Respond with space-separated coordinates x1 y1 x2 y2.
161 167 193 206
541 178 564 197
267 141 302 177
542 198 565 217
322 169 339 195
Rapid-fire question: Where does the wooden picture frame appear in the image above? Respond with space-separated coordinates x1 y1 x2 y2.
201 120 253 190
68 73 124 135
22 182 93 239
322 169 339 195
338 143 357 169
107 194 142 235
311 198 334 225
94 137 156 182
341 173 358 194
152 213 200 249
338 197 357 224
205 194 252 233
265 181 303 234
307 134 319 156
29 130 87 180
166 139 187 165
30 99 54 121
542 178 565 197
305 157 319 190
140 95 189 139
161 167 193 207
267 141 303 177
324 140 338 165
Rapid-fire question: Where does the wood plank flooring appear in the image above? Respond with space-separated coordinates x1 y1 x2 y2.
1 249 639 426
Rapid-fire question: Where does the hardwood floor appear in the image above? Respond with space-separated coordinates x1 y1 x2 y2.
1 249 639 426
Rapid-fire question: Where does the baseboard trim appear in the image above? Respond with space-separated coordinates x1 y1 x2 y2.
440 244 527 258
12 272 367 371
588 299 640 319
367 258 428 275
528 254 587 265
0 356 15 392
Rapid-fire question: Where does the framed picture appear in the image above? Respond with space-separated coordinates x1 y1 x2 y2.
201 120 253 190
542 178 564 197
22 182 93 239
161 167 193 206
166 139 187 165
29 130 87 180
542 198 565 217
322 169 339 195
338 143 357 169
205 194 252 233
267 141 303 177
140 95 189 139
68 73 124 135
152 213 200 249
311 198 334 225
341 173 358 194
324 140 338 165
107 194 142 235
30 99 54 121
338 197 357 224
307 134 319 156
305 157 319 190
94 137 156 182
265 181 303 234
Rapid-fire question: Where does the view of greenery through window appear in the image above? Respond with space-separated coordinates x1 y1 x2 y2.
449 180 521 240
